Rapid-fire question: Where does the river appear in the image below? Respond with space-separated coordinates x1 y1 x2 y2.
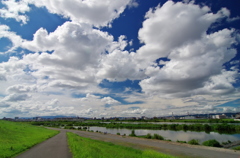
87 126 240 144
93 121 240 125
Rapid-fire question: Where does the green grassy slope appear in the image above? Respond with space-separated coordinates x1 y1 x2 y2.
0 120 59 158
67 132 177 158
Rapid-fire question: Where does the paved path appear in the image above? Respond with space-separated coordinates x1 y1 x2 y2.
15 130 72 158
15 127 240 158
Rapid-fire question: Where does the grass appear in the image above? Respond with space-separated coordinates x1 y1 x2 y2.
0 120 59 158
202 139 222 147
233 146 240 150
187 139 199 145
67 132 177 158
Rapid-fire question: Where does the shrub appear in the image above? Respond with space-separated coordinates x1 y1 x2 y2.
146 133 152 139
129 130 136 137
222 140 232 145
202 139 222 147
153 134 164 140
188 139 199 145
117 132 120 135
233 146 240 150
177 140 186 143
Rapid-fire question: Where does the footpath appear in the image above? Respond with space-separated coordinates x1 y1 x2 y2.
15 131 72 158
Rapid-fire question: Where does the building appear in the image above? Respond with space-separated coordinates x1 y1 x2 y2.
235 113 240 119
211 114 227 119
180 116 197 119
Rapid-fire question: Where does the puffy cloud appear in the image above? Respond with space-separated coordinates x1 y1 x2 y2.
0 74 6 81
138 1 239 98
97 36 145 81
137 1 231 64
97 50 146 81
22 22 112 69
0 102 10 108
6 84 37 94
0 56 32 83
25 0 133 27
0 0 30 24
1 0 136 26
127 0 139 8
101 97 120 105
122 108 146 115
0 25 23 53
21 22 113 90
4 93 31 102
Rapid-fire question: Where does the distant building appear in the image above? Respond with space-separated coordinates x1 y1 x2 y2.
2 117 13 121
181 116 197 120
235 113 240 119
212 114 227 119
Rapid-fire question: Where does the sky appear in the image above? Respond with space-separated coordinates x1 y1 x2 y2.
0 0 240 118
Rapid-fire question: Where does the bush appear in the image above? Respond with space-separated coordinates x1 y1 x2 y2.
222 140 232 145
129 130 136 137
188 139 199 145
146 133 152 139
117 132 120 135
153 134 164 140
202 139 222 147
233 146 240 150
177 140 186 143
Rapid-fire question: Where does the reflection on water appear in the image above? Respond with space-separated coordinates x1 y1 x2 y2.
89 126 240 143
97 121 240 125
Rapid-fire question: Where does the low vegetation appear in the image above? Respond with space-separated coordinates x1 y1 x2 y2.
0 120 59 158
137 133 165 140
176 140 186 143
129 130 136 137
67 132 177 158
233 146 240 150
187 139 199 145
202 139 222 147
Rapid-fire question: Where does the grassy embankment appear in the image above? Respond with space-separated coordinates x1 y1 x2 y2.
0 120 59 158
67 132 177 158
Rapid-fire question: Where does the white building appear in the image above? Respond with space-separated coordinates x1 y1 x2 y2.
211 114 227 119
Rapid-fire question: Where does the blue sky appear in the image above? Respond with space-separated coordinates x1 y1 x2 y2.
0 0 240 118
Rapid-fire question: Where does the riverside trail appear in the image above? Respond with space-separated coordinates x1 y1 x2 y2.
16 127 240 158
15 130 72 158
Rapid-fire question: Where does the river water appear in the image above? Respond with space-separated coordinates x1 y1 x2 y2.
87 126 240 144
95 121 240 125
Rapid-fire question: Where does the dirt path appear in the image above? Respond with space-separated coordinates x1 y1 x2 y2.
15 130 72 158
54 128 240 158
